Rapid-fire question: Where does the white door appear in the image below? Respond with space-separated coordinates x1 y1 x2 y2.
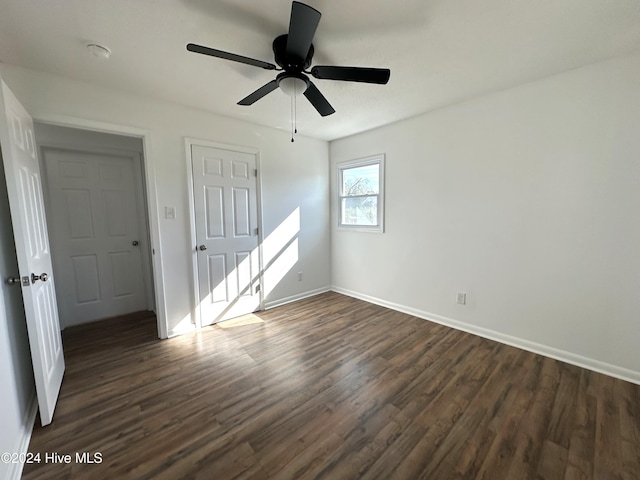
41 148 149 327
0 80 64 426
191 145 261 325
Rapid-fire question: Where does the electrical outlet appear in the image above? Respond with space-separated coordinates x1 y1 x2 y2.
456 292 467 305
165 206 176 220
298 271 303 281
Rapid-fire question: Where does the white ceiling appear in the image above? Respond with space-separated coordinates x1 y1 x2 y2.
1 0 639 141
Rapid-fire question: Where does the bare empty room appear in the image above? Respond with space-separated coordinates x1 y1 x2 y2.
0 1 639 479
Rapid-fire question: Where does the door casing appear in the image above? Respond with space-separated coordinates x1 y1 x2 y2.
34 114 168 339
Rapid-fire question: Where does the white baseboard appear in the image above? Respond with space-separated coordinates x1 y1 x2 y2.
7 394 38 480
331 286 640 386
264 286 331 310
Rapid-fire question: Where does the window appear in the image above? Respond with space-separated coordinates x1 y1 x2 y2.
338 154 385 232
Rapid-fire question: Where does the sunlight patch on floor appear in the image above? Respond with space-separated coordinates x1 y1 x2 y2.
217 314 265 329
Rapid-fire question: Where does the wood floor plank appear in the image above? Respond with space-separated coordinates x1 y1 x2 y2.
616 378 640 480
537 440 569 480
546 365 581 449
594 374 625 480
21 292 640 480
474 357 556 480
565 370 597 480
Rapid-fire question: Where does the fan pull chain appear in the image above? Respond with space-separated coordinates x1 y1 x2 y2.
290 95 295 142
290 84 299 143
294 92 297 134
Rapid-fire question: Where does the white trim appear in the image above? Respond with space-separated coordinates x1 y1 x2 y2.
31 114 168 339
254 151 265 312
7 394 38 480
36 142 141 158
264 286 331 310
184 139 200 329
331 286 640 386
184 137 264 330
132 152 156 313
184 137 260 156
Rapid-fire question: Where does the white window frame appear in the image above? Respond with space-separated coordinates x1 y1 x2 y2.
337 154 385 232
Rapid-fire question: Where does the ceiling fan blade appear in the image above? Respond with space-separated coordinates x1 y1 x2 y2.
303 82 335 116
187 43 276 70
311 66 391 84
286 2 321 61
237 80 279 105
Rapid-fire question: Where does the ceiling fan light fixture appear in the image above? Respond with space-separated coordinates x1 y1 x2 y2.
277 74 309 97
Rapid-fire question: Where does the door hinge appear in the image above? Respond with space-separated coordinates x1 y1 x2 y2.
254 168 258 177
254 227 259 236
255 284 260 294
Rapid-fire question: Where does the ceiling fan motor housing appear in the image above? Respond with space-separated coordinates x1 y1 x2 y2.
273 34 314 71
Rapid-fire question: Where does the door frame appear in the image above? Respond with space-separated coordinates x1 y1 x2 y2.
34 114 168 339
37 142 156 324
185 137 264 329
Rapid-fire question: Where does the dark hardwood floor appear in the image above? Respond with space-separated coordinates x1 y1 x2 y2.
22 292 640 479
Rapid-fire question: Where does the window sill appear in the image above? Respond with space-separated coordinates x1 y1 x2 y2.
337 225 384 233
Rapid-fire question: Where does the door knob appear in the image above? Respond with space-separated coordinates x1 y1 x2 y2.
198 245 207 251
5 276 21 286
31 273 49 283
132 241 139 246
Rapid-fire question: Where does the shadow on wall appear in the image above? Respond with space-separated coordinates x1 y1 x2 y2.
171 207 300 334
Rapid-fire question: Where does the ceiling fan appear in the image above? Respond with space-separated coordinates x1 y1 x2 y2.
186 1 390 118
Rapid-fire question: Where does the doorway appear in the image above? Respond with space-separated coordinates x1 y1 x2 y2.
35 123 155 328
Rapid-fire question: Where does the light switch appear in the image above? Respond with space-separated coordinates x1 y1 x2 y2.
165 206 176 219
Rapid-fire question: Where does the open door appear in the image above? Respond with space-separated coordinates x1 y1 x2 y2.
0 79 64 426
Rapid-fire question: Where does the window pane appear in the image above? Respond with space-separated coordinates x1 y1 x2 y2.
341 196 378 226
341 163 379 196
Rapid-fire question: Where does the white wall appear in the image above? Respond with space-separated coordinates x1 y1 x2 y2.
0 151 36 480
0 64 330 336
330 53 640 381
